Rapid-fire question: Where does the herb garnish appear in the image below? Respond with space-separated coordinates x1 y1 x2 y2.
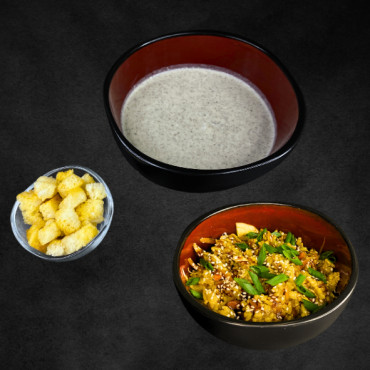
308 268 327 283
249 271 265 294
266 274 289 286
320 250 336 263
189 289 202 299
199 258 214 271
257 245 266 266
235 242 249 251
186 277 200 286
234 278 259 296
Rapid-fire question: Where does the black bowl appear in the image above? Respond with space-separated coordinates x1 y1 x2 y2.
104 31 304 192
173 203 358 349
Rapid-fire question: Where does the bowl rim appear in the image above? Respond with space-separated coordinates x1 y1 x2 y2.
172 202 359 328
10 165 114 262
104 30 305 175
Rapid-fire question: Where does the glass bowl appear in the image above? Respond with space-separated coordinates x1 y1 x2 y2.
10 165 114 262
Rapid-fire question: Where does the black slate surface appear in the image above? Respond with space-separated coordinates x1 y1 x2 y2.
1 0 369 369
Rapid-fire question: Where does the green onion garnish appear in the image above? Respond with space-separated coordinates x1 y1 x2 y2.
302 299 319 312
257 245 266 266
189 289 203 299
308 268 327 283
199 258 214 271
320 250 336 263
296 285 316 298
264 243 276 254
186 277 200 286
272 231 281 237
234 278 259 296
266 274 289 286
249 271 265 294
249 265 276 279
246 232 259 239
290 234 296 245
257 228 267 242
235 242 249 251
295 274 306 286
285 232 292 244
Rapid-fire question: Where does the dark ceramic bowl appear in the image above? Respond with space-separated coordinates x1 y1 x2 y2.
173 203 358 350
104 31 304 192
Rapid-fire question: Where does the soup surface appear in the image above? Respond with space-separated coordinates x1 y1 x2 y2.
121 66 276 170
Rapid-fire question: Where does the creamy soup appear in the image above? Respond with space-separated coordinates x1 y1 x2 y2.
121 66 276 170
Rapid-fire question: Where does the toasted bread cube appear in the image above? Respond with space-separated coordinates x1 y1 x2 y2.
17 190 42 215
34 176 57 201
46 239 65 256
39 194 62 220
76 199 104 224
59 187 87 209
85 183 107 200
38 219 62 245
23 210 45 227
61 222 98 255
82 173 95 185
57 173 84 198
26 224 47 252
56 169 74 184
55 207 81 235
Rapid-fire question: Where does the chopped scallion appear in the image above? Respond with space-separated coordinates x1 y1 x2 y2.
272 231 281 237
189 289 203 299
320 250 336 263
234 278 259 296
186 277 200 286
199 258 214 271
257 245 266 266
295 274 306 286
264 243 276 254
246 232 259 239
285 232 292 244
235 242 249 251
266 274 289 286
249 271 265 294
302 299 318 312
308 267 327 283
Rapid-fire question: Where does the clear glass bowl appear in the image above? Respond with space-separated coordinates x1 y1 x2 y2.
10 165 114 262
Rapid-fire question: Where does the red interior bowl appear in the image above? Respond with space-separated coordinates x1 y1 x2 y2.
104 32 304 191
173 203 358 349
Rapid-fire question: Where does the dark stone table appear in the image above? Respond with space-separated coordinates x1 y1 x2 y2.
1 0 369 368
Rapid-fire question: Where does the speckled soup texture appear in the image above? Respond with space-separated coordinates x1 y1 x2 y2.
121 66 276 170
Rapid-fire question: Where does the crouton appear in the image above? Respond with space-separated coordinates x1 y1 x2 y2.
61 222 98 255
76 199 104 224
38 219 62 245
57 173 84 198
56 169 74 183
46 239 65 256
85 183 107 200
34 176 57 201
82 173 95 185
17 190 42 215
59 187 87 209
55 207 81 235
39 194 62 220
22 210 45 227
26 224 47 252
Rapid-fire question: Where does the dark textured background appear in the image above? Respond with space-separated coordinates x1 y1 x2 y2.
1 0 369 368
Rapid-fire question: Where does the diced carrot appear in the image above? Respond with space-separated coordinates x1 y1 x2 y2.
213 274 222 281
298 252 306 260
227 300 240 310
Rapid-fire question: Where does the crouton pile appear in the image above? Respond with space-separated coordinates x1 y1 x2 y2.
16 169 107 256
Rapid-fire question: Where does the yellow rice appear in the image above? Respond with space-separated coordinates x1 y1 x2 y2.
186 228 340 322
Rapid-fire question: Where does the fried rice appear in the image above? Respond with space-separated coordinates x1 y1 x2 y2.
185 225 340 322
